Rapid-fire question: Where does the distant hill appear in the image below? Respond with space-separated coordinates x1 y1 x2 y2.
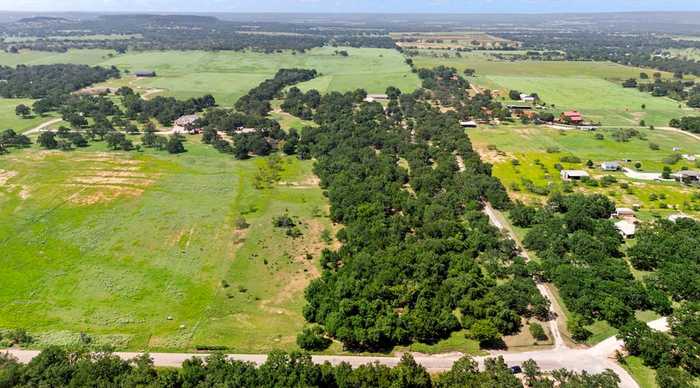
17 16 70 23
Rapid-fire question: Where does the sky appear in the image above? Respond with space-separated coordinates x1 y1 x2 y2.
3 0 700 13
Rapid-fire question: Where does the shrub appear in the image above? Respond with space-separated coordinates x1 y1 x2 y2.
529 322 547 341
649 142 660 150
559 155 581 163
546 146 560 153
296 325 331 351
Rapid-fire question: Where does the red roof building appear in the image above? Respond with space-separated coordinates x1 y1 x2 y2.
561 111 583 124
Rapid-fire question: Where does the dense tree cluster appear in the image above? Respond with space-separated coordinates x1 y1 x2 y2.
518 194 670 336
281 87 321 119
0 64 119 98
670 116 700 133
628 218 700 301
0 129 31 154
0 347 620 388
294 71 544 350
198 109 286 159
235 68 317 115
119 87 215 126
618 301 699 381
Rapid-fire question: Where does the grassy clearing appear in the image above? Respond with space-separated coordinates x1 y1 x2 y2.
0 98 57 132
0 47 419 105
469 126 700 215
622 356 658 388
412 51 674 81
0 139 334 352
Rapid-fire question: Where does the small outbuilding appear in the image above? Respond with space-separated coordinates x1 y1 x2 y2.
459 120 478 128
364 94 388 103
173 114 200 134
560 170 590 181
601 161 620 171
134 70 156 77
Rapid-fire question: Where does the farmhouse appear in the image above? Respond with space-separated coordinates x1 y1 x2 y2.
601 161 620 171
173 114 201 134
234 127 258 134
560 111 583 124
615 219 637 239
671 170 700 184
560 170 589 181
459 120 478 128
364 94 389 103
134 70 156 77
614 207 635 218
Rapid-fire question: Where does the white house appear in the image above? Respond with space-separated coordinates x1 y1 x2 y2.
364 94 389 103
615 220 637 238
560 170 590 181
459 120 478 128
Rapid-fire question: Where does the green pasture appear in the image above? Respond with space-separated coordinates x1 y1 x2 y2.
623 356 658 388
0 140 333 352
485 75 694 126
469 126 700 213
0 47 419 105
412 51 674 81
0 98 57 132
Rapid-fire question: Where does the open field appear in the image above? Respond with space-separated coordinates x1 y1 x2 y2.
412 51 676 81
0 98 57 132
0 139 335 352
0 47 419 105
469 126 700 215
486 75 694 126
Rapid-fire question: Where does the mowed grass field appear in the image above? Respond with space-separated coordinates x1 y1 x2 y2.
413 50 698 126
0 98 57 132
0 140 335 352
469 126 700 214
0 47 419 105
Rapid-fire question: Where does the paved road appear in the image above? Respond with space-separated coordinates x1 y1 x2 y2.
2 318 667 388
22 118 62 135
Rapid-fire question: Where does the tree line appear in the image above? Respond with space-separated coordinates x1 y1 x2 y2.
0 347 622 388
235 68 317 115
0 64 119 99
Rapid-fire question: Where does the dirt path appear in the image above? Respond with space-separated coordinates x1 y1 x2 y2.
22 118 62 135
657 126 700 142
482 202 565 350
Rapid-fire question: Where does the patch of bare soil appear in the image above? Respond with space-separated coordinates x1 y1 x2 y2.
0 169 18 185
279 174 321 189
64 158 156 205
472 142 511 164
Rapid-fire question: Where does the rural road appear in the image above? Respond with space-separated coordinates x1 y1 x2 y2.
657 126 700 142
1 318 667 388
482 201 565 350
22 118 62 135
